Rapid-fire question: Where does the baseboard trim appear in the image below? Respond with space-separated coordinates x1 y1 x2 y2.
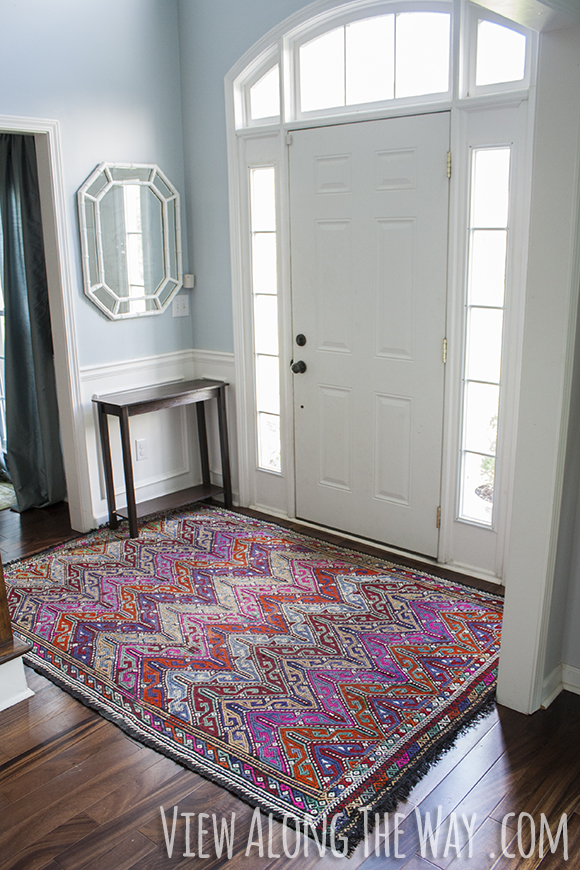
541 662 580 709
542 664 563 709
562 663 580 695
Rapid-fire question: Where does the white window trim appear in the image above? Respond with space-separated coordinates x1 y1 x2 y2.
235 48 281 129
288 1 454 121
460 2 535 98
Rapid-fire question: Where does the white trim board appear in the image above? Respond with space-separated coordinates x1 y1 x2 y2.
0 114 93 533
542 663 580 709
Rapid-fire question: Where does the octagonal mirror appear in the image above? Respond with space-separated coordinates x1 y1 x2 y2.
77 163 182 319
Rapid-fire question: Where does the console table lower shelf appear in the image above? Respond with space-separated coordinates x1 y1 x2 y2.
93 378 232 538
115 483 224 524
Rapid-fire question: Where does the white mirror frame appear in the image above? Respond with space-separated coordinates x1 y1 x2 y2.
77 162 183 320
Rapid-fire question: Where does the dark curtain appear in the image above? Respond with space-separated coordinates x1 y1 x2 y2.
0 134 66 511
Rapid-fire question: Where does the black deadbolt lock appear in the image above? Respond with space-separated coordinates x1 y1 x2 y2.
296 334 307 346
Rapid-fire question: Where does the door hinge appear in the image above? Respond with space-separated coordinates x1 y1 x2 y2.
446 151 451 179
286 132 293 146
442 337 447 364
436 506 441 528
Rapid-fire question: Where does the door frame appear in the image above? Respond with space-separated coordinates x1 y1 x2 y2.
0 114 93 532
226 1 580 713
226 6 535 578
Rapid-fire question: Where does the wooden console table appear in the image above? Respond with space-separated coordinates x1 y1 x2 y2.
93 378 232 538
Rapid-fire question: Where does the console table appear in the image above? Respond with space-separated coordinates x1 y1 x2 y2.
93 379 232 538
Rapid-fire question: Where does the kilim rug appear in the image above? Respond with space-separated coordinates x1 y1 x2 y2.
5 507 503 854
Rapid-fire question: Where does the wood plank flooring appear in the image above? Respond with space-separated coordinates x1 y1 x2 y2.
0 502 578 869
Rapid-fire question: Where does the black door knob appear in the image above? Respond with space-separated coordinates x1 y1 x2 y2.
296 334 307 346
291 360 307 374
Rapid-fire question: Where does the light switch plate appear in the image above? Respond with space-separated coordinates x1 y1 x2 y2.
172 295 189 317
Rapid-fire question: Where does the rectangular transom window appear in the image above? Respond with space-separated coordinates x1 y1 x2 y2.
299 12 451 113
458 146 511 526
476 20 526 87
249 166 281 472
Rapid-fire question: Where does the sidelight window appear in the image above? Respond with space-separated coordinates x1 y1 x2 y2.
249 167 281 472
458 147 511 526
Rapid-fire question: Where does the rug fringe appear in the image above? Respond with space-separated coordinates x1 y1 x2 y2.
21 644 497 857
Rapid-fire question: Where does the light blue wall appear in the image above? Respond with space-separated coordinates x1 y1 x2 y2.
177 0 313 352
0 0 190 367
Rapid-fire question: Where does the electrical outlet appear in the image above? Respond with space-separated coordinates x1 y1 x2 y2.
172 295 189 317
135 438 147 461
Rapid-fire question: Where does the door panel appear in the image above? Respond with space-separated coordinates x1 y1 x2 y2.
290 112 449 557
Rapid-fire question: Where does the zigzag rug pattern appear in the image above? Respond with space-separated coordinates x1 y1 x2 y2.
5 508 502 853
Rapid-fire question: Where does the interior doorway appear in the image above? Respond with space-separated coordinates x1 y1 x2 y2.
0 116 92 535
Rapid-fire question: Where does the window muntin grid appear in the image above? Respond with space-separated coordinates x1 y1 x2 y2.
250 167 281 473
298 12 451 113
459 147 511 526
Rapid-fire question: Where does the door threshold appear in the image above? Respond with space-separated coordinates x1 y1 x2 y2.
237 504 504 596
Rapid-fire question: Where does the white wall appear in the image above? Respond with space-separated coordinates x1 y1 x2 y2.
177 0 314 353
0 0 192 368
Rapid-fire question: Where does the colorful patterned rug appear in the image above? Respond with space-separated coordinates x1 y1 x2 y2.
5 507 502 853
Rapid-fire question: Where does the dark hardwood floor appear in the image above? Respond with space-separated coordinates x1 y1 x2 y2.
0 502 578 870
0 501 78 564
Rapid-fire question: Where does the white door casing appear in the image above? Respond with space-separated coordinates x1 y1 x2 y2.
290 112 450 556
0 115 93 533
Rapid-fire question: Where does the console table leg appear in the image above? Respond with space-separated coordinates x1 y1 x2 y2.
196 403 211 487
217 386 232 509
119 407 139 538
97 404 118 530
0 560 13 649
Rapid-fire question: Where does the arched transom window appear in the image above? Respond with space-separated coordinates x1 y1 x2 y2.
237 2 531 128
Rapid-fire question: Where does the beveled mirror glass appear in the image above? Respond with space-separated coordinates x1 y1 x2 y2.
78 163 182 319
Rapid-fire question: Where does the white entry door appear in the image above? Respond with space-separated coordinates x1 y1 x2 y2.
290 112 450 557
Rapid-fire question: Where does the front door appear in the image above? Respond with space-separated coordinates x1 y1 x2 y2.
290 112 450 557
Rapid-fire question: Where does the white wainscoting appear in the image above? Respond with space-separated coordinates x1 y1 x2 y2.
80 349 236 527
